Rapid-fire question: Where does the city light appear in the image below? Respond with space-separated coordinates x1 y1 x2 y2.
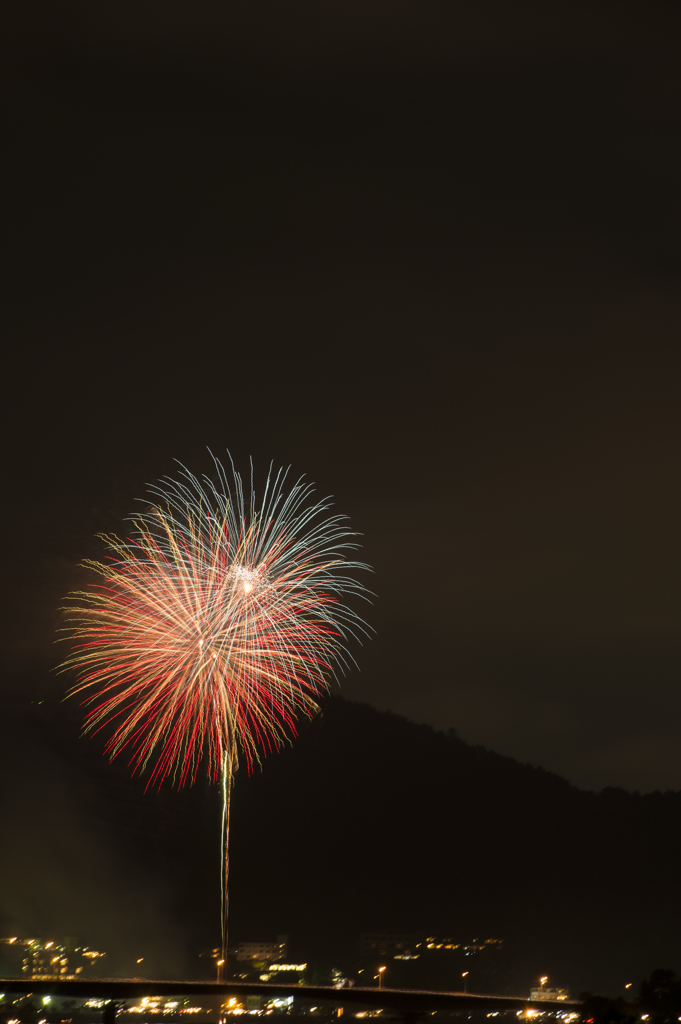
226 1003 245 1018
125 998 205 1016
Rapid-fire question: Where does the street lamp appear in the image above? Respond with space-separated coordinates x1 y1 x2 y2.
377 967 386 989
539 978 548 993
462 972 469 993
217 959 225 982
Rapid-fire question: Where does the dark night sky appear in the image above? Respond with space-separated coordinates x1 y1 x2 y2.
5 0 681 799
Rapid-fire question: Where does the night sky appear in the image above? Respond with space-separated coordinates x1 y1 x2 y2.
6 0 681 812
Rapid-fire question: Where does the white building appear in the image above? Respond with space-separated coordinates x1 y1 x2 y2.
529 988 570 1002
236 936 288 964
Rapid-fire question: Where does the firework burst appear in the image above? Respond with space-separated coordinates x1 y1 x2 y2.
59 453 371 962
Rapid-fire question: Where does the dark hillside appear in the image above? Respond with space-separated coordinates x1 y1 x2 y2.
1 686 680 996
229 697 681 994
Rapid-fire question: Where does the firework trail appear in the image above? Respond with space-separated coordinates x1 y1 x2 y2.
59 453 371 966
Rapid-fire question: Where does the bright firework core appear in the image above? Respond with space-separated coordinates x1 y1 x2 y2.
228 563 267 597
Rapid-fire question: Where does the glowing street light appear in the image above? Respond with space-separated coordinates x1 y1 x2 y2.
217 959 225 982
377 967 386 989
540 978 548 993
462 972 469 993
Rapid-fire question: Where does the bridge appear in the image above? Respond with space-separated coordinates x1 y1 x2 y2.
0 978 582 1024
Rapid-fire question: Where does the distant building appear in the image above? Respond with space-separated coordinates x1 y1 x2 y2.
423 937 503 954
358 934 420 958
530 988 570 1002
358 934 503 960
236 936 288 964
267 963 307 974
0 938 106 979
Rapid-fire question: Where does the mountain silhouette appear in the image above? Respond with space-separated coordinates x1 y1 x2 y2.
1 686 679 995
